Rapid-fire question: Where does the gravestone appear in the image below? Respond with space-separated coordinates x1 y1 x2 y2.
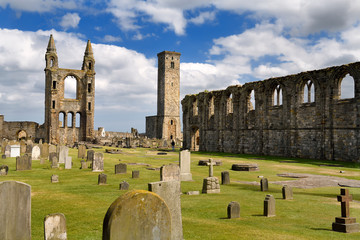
78 145 86 159
92 152 104 172
179 150 192 181
41 143 49 160
332 188 359 233
49 145 57 154
51 175 59 183
160 164 180 181
16 154 32 171
149 180 183 240
282 185 293 200
80 160 87 169
65 156 72 169
20 141 26 154
264 194 275 217
0 165 9 175
51 156 59 169
25 144 32 154
58 146 68 164
87 150 95 162
132 170 140 178
227 201 240 219
4 145 10 157
2 154 5 159
102 190 171 240
98 173 107 185
119 181 129 190
10 145 20 158
49 152 57 163
44 213 67 240
260 178 268 191
221 171 230 185
202 158 220 193
31 145 41 160
198 159 222 166
115 163 127 174
0 181 31 240
231 163 259 171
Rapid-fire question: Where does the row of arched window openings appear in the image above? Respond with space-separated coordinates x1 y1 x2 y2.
59 112 81 128
192 74 355 116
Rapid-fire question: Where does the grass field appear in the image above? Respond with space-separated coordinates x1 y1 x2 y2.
1 147 360 239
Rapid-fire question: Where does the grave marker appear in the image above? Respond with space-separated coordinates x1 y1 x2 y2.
0 165 9 175
221 171 230 185
282 185 293 200
132 170 140 178
51 175 59 183
260 178 268 191
10 145 20 158
65 156 72 169
31 145 41 160
16 154 32 171
92 152 104 172
115 163 127 174
78 145 86 159
4 145 10 157
264 194 275 217
41 143 49 160
179 150 192 181
58 146 68 164
51 156 59 169
80 160 87 169
119 181 129 190
44 213 67 240
227 201 240 219
87 150 95 162
160 164 180 181
98 173 107 185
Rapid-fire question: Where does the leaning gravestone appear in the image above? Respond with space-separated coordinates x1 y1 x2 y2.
0 181 31 240
260 178 269 191
31 145 41 160
221 171 230 185
78 145 86 159
44 213 67 240
149 180 183 240
10 145 20 158
65 157 72 169
282 185 293 200
115 163 127 174
98 173 107 185
102 190 171 240
227 201 240 219
92 152 104 172
58 146 68 164
0 165 9 175
160 164 180 181
264 194 275 217
16 154 32 171
179 150 192 181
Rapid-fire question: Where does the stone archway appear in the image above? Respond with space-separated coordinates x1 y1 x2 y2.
17 130 27 140
190 127 200 151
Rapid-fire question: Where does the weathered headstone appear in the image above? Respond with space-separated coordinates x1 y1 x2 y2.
202 177 220 194
221 171 230 185
282 185 293 200
0 165 9 175
87 150 95 162
98 173 107 185
31 145 41 160
132 170 140 178
80 160 87 169
41 143 49 160
115 163 127 174
65 156 72 169
92 152 104 172
58 146 68 164
49 145 57 154
119 181 129 190
102 190 171 240
20 140 26 154
51 175 59 183
44 213 67 240
260 178 268 191
10 145 21 158
160 164 180 181
49 152 57 163
4 145 10 157
179 150 192 181
0 181 31 240
16 154 32 171
51 156 59 169
332 188 359 233
149 180 183 240
25 144 32 154
78 145 86 159
227 201 240 219
264 194 275 217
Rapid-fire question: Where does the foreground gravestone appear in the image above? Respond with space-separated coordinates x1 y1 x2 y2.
0 181 31 240
98 173 107 185
221 171 230 185
227 201 240 219
119 181 129 190
31 145 41 160
132 170 140 178
179 150 192 181
87 150 95 162
0 165 9 175
80 160 87 169
44 213 67 240
282 185 293 200
115 163 127 174
92 152 104 172
264 194 275 217
149 180 183 240
65 157 72 169
58 146 68 164
10 145 20 158
16 154 32 171
160 164 180 181
260 178 268 191
332 188 359 233
103 190 171 240
78 145 86 159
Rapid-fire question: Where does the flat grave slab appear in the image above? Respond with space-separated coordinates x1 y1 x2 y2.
231 163 259 171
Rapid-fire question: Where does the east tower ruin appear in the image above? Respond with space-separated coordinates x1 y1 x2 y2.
44 35 95 145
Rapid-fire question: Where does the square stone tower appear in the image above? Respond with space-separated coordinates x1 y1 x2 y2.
146 51 181 141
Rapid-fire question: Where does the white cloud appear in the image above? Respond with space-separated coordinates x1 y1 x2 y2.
0 0 77 12
102 35 122 42
189 11 216 25
60 13 81 30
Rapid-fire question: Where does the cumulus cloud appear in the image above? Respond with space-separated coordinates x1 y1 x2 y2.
102 35 122 42
60 13 81 30
0 0 77 12
189 11 216 25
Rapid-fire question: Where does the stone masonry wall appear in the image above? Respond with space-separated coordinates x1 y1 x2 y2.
182 61 360 162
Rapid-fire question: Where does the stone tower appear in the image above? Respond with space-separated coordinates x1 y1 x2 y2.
44 35 95 145
146 51 181 140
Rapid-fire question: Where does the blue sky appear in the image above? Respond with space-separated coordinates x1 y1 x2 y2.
0 0 360 132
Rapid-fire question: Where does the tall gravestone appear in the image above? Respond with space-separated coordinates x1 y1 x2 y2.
227 201 240 219
160 164 180 181
16 154 32 171
221 171 230 185
44 213 67 240
149 180 183 240
78 145 86 159
92 152 104 172
65 157 72 169
115 163 127 174
0 181 31 240
41 143 50 160
31 145 41 160
58 146 68 164
103 190 171 240
260 178 269 191
179 150 192 181
264 194 275 217
51 156 59 169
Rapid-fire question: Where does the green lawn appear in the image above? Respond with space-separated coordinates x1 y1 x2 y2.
1 147 360 239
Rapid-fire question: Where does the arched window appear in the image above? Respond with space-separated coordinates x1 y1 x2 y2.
67 112 73 127
59 112 65 128
50 58 54 67
193 99 198 116
303 80 315 103
171 62 174 69
340 74 355 99
209 97 214 117
89 62 92 70
64 75 77 99
273 85 283 106
227 93 233 114
247 90 255 112
76 113 81 128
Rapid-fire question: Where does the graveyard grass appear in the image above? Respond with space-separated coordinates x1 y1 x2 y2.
1 147 360 239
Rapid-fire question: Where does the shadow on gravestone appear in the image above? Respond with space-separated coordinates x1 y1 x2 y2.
44 213 67 240
102 190 171 240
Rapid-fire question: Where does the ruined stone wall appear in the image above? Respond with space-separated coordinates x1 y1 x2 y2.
182 62 360 162
1 120 39 141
